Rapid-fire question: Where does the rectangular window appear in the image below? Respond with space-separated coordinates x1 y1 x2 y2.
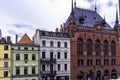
58 64 60 71
78 60 84 66
50 52 53 60
96 59 101 66
24 67 28 74
64 42 67 48
57 52 60 59
32 67 35 74
42 52 45 58
16 54 20 60
32 54 36 60
24 47 28 50
4 71 8 77
64 52 67 59
4 54 8 59
4 62 8 67
50 64 53 71
104 59 109 66
111 59 116 66
16 67 20 75
4 45 8 50
64 64 67 70
24 54 28 60
42 64 45 71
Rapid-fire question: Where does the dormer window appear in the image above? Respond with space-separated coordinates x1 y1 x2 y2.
79 16 85 24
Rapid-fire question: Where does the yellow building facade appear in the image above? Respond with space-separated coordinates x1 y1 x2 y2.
0 37 11 80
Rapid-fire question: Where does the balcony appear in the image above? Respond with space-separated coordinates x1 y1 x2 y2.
40 58 56 63
40 71 56 78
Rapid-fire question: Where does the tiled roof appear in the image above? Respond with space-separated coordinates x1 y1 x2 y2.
18 33 33 44
65 7 112 30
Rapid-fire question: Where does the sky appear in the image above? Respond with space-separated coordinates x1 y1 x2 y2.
0 0 118 43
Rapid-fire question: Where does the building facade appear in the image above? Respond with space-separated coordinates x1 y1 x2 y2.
11 34 40 80
33 29 71 80
0 37 11 80
61 0 120 80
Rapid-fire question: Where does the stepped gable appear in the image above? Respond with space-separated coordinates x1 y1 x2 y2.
65 7 112 30
18 33 33 44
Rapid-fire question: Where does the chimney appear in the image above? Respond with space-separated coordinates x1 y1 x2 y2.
60 24 63 32
56 28 58 32
16 34 18 44
7 36 11 43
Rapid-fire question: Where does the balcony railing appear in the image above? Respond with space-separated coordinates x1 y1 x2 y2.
40 58 56 63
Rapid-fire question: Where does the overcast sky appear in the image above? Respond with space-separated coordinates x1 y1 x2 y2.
0 0 118 42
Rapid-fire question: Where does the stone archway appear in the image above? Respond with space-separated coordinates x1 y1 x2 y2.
103 69 110 80
111 69 118 79
77 71 84 80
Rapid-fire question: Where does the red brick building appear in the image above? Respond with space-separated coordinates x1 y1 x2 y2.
61 0 120 80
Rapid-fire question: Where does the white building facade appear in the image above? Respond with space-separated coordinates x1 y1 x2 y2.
33 29 71 80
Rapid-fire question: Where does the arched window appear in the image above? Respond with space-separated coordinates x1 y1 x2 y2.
111 69 117 79
103 40 108 56
77 38 83 56
50 41 54 47
95 39 101 56
64 42 67 48
86 38 92 56
57 41 61 47
111 41 116 56
42 40 46 47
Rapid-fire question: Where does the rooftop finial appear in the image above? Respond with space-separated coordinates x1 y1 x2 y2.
95 0 97 12
74 0 76 9
115 5 119 25
72 0 73 13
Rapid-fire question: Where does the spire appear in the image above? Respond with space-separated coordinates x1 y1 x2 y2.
71 0 74 16
71 0 73 13
74 0 76 9
115 5 119 25
95 0 97 12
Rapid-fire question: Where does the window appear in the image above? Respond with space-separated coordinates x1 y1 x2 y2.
16 67 20 75
4 45 8 50
96 59 101 66
64 42 67 48
4 62 8 67
4 54 8 59
50 64 53 71
18 47 20 50
24 47 28 50
104 59 109 66
57 52 60 59
111 41 116 56
42 64 45 71
50 52 53 60
16 54 20 60
87 59 93 66
58 64 60 71
24 54 28 60
4 71 8 77
78 60 84 66
111 59 116 66
32 47 34 50
32 67 35 74
77 38 83 56
50 41 54 47
42 52 45 58
32 54 36 60
24 67 28 74
57 41 61 47
95 39 101 56
64 52 67 59
103 40 108 56
42 40 46 47
86 39 92 56
64 64 67 70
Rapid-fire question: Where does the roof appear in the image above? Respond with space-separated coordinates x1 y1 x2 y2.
18 33 33 44
38 30 70 38
65 7 112 30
